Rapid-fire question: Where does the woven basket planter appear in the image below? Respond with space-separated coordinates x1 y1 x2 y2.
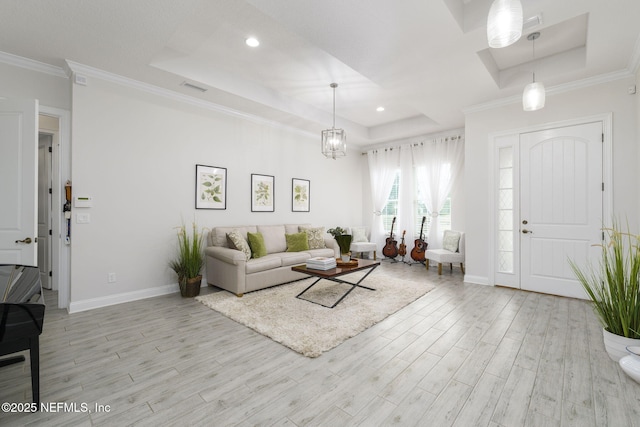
180 275 202 298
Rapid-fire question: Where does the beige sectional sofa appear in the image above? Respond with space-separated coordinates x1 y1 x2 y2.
205 224 338 296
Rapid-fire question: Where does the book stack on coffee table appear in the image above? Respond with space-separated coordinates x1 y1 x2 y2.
305 256 337 271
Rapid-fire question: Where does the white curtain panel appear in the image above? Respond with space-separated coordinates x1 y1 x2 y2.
413 137 464 248
398 147 416 249
367 148 400 248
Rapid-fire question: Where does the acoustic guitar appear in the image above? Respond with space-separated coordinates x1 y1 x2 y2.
410 216 427 262
398 230 407 257
382 217 399 258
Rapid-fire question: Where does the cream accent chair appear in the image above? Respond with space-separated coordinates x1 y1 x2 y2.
425 230 465 275
348 226 377 260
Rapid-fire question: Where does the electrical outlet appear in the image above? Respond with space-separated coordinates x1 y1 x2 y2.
108 273 117 283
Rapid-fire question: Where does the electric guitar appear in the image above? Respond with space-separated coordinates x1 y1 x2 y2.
398 230 407 257
410 216 427 262
382 217 399 258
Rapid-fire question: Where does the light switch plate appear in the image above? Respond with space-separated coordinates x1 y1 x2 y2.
74 196 93 208
76 213 90 224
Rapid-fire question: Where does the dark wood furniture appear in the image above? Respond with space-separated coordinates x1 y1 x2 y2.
0 265 45 406
291 259 380 308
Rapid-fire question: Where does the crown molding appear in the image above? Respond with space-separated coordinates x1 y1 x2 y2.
0 50 68 78
627 33 640 74
463 69 634 114
64 60 317 140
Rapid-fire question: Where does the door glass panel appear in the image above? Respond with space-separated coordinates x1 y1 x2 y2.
497 147 514 273
498 252 513 273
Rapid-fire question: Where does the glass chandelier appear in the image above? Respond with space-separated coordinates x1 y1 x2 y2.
321 83 346 159
487 0 523 48
522 32 546 111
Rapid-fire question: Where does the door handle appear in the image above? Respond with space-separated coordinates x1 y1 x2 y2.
522 229 533 234
15 237 33 244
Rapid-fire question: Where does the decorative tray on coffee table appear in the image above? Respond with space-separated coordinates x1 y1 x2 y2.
336 258 359 267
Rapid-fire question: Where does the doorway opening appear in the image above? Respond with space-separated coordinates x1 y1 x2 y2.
38 131 53 289
39 107 71 310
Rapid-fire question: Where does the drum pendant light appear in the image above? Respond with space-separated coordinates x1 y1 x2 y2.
487 0 523 48
522 32 546 111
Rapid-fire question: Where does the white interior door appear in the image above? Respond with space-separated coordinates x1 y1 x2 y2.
0 98 39 266
520 122 603 299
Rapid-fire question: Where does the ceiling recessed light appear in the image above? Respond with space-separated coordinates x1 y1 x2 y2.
245 37 260 47
376 106 385 112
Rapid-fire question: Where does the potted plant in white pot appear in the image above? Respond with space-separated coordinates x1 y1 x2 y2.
327 227 352 262
570 222 640 361
170 222 205 297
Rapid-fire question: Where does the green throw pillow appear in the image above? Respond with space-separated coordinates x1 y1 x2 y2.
247 232 267 258
286 232 309 252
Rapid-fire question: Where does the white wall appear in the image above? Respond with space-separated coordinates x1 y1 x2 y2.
464 76 638 283
0 62 70 109
69 75 363 304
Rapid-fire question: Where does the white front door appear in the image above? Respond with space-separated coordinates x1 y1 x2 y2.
0 98 39 266
519 122 603 299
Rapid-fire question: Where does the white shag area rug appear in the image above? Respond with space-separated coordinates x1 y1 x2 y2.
195 272 434 358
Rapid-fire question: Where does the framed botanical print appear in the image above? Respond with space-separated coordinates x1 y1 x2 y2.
251 173 274 212
292 178 310 212
195 164 227 209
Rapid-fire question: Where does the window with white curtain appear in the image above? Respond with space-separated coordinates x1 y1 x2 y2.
381 170 452 237
414 198 452 238
414 165 451 238
381 172 400 232
374 134 463 248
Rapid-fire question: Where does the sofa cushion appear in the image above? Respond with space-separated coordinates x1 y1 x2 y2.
245 255 282 274
306 247 336 258
257 225 287 254
279 252 311 267
226 230 251 261
247 232 268 258
300 226 326 249
286 232 309 252
211 226 257 247
286 224 310 234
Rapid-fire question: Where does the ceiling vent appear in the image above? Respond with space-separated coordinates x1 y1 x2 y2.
180 81 208 93
524 14 543 31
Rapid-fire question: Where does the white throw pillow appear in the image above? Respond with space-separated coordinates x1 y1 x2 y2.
442 230 461 252
351 226 368 243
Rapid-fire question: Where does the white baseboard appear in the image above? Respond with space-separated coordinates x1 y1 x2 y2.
463 275 491 286
69 282 187 313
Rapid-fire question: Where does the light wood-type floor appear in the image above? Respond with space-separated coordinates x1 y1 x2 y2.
1 261 639 426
